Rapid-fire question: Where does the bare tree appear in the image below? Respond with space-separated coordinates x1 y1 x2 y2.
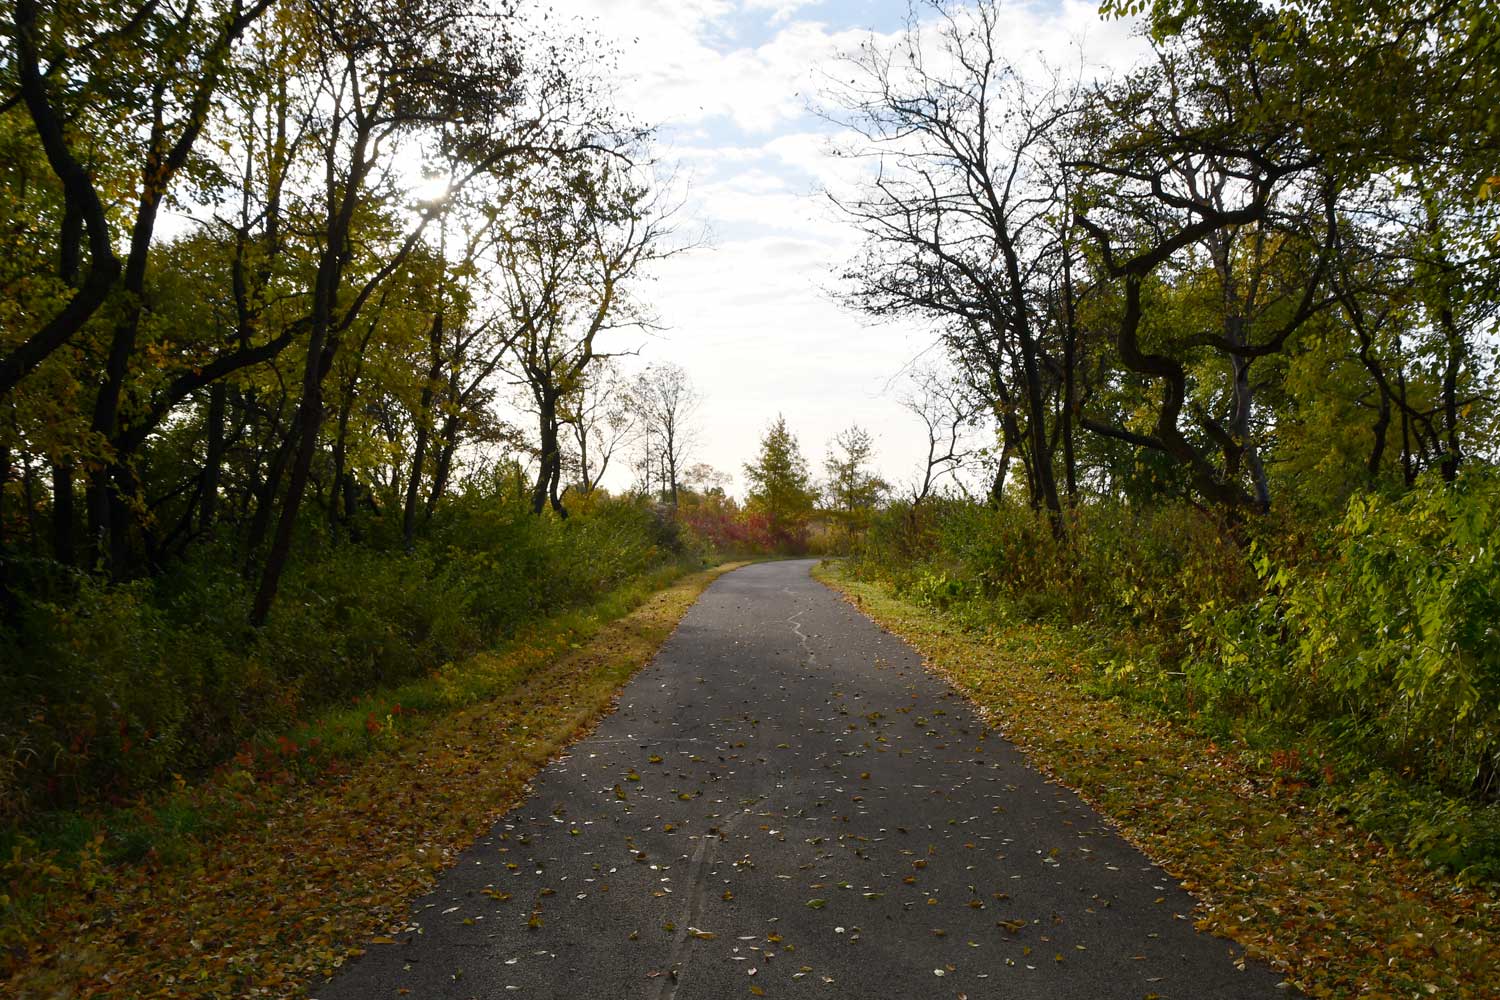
631 362 700 506
822 0 1078 531
562 359 637 495
681 462 731 497
903 369 980 505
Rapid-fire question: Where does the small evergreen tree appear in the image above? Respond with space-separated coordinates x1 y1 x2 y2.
744 415 817 546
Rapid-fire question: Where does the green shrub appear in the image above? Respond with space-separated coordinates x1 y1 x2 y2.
850 474 1500 875
0 490 683 822
1188 470 1500 796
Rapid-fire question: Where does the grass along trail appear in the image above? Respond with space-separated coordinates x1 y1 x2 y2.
3 561 747 999
814 561 1500 1000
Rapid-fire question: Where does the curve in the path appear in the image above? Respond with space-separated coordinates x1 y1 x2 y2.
313 559 1291 999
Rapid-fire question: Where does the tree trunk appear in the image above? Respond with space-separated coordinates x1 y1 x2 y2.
21 451 41 549
1015 328 1062 530
665 426 679 507
426 415 460 518
403 311 444 547
1398 373 1415 486
1 0 121 396
86 148 173 575
245 410 297 564
328 386 353 528
1439 307 1463 482
200 383 227 531
51 461 76 565
531 395 563 516
1367 381 1392 484
1059 217 1079 504
0 440 9 549
988 437 1013 508
575 418 592 494
1229 350 1271 512
327 300 384 528
251 329 335 626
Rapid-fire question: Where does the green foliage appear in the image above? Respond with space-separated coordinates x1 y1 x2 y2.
865 497 1250 632
0 490 683 823
903 568 971 611
851 474 1500 877
743 414 817 548
1186 470 1500 797
822 424 887 535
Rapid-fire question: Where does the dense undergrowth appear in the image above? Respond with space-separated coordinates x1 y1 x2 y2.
0 481 699 828
848 470 1500 881
1 561 743 995
818 562 1500 999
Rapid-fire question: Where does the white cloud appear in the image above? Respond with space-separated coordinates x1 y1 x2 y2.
555 0 878 132
741 0 824 27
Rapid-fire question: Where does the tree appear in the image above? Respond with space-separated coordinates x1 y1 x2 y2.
496 161 672 518
822 425 888 527
631 362 699 505
902 369 979 505
4 0 279 570
251 0 543 624
681 462 730 497
562 359 636 496
1068 5 1338 514
823 0 1077 530
0 0 683 648
1079 0 1499 510
743 415 817 544
1 0 276 399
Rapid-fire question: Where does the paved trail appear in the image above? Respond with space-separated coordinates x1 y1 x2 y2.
316 560 1289 999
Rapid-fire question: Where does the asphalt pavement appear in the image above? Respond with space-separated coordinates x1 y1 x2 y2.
313 559 1291 1000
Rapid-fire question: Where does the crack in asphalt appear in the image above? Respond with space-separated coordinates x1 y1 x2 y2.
655 810 751 1000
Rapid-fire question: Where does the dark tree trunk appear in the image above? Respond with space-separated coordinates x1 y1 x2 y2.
575 418 592 494
328 390 353 529
245 410 297 565
1368 383 1392 484
1059 217 1080 504
1398 374 1415 486
329 308 383 528
0 441 9 548
86 133 172 575
200 383 227 531
247 105 382 620
988 437 1013 508
403 311 444 547
530 394 567 518
426 418 460 519
1 0 121 396
51 461 75 565
59 199 81 286
1229 350 1271 511
21 451 41 548
1439 307 1463 482
665 426 679 507
1014 323 1063 530
252 328 336 626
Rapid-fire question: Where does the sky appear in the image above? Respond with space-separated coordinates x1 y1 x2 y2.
546 0 1147 497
